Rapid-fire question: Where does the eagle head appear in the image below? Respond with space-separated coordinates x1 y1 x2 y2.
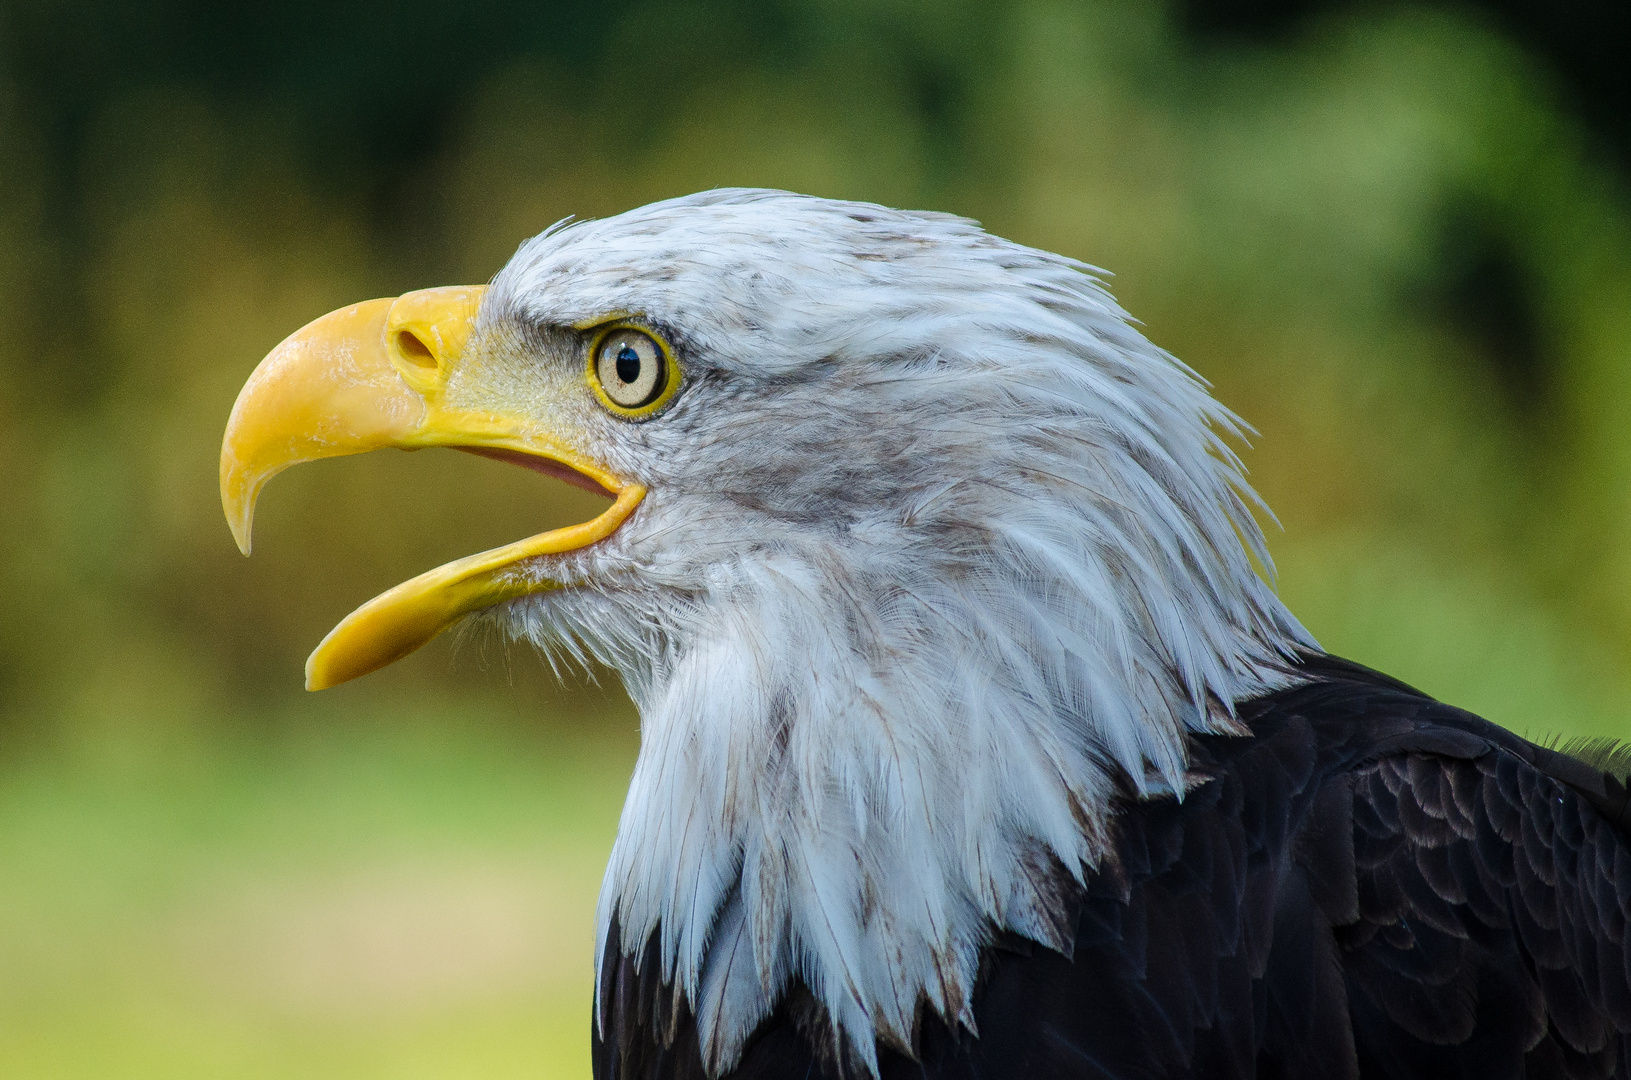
222 189 1312 1073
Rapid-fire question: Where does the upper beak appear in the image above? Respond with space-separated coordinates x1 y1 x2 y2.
221 286 644 691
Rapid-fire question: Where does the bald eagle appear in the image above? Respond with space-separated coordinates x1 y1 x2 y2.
222 190 1631 1080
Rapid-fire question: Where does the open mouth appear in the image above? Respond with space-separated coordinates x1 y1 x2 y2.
299 459 643 693
220 286 645 691
457 446 619 498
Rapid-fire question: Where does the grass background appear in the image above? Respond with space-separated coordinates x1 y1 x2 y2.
0 698 637 1078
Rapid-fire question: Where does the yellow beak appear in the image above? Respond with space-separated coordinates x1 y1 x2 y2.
221 286 645 691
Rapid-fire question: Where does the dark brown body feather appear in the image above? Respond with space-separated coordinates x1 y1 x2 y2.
594 654 1631 1079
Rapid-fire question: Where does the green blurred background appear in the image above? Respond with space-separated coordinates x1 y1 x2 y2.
1 0 1629 1075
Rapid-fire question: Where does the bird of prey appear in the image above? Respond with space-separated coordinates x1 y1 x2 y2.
221 190 1631 1080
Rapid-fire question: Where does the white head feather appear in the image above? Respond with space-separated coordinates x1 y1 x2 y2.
473 189 1315 1074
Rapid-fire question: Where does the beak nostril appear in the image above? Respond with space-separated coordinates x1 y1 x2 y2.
396 330 437 369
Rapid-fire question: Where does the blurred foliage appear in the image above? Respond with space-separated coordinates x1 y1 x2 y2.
1 0 1631 1073
0 0 1627 735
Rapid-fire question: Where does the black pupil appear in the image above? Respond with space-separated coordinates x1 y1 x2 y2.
616 345 642 385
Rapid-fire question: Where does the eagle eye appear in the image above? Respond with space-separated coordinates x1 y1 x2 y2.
590 326 679 417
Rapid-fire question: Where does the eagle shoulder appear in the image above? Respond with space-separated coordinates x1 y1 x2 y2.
595 655 1631 1080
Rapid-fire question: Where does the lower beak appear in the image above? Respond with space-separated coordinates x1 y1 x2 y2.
220 286 644 690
